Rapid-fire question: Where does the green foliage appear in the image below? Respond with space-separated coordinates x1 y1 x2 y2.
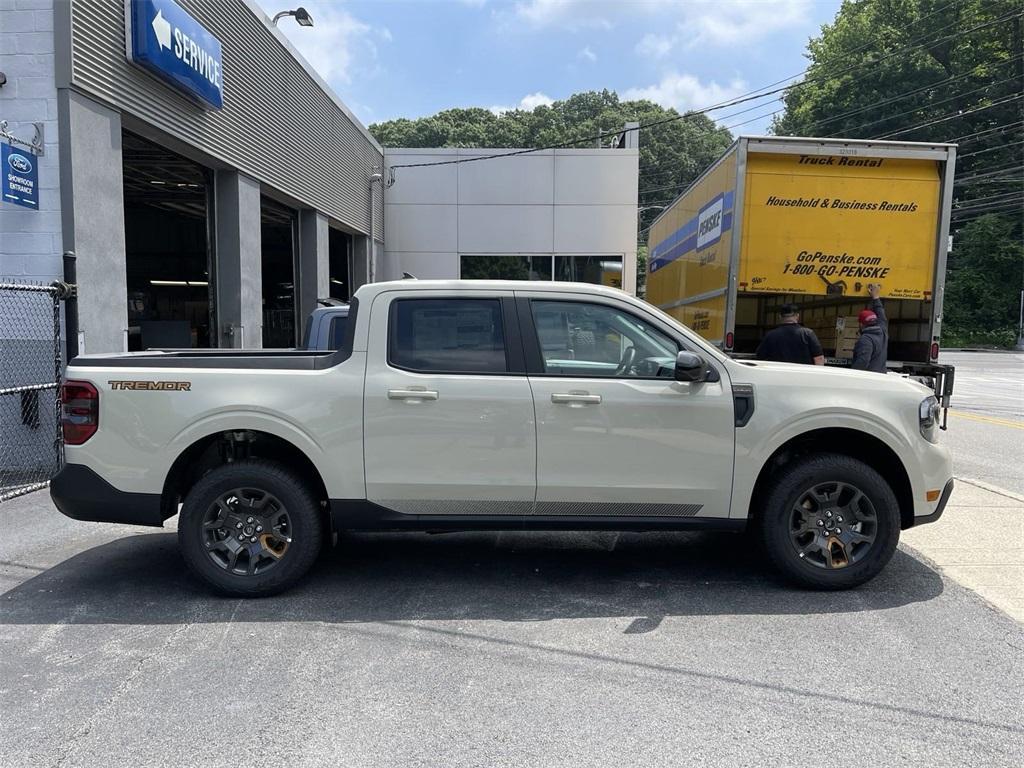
636 245 649 299
943 215 1023 347
370 90 734 241
774 0 1023 347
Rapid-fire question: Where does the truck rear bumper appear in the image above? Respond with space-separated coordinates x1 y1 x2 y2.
50 463 166 527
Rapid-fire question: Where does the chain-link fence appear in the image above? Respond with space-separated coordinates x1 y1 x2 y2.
0 282 64 502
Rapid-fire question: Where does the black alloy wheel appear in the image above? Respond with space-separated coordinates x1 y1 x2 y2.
178 460 323 597
787 481 878 569
758 453 900 590
202 487 293 577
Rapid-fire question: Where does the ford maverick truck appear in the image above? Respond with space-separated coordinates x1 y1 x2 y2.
51 280 954 596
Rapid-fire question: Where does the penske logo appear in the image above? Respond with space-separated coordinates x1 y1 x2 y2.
108 380 191 391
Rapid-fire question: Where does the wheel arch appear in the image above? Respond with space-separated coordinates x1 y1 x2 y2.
748 427 915 530
161 430 331 525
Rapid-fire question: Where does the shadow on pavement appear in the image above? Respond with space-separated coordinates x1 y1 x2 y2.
0 529 944 626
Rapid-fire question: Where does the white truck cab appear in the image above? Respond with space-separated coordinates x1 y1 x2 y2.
51 280 953 596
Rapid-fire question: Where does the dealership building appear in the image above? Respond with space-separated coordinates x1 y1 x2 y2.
0 0 639 353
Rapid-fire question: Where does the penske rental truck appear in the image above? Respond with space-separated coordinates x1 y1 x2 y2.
646 136 956 405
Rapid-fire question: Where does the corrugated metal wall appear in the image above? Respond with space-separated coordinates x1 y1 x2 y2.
67 0 382 239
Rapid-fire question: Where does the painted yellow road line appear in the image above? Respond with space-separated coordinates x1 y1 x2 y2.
949 410 1024 430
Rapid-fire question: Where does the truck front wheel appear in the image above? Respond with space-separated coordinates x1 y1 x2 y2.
178 460 323 597
758 454 900 589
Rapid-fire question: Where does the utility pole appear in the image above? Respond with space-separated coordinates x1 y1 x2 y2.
1016 289 1024 351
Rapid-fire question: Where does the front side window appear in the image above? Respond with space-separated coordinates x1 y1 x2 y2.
389 298 508 374
530 300 678 378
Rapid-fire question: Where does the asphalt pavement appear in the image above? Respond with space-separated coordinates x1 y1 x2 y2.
2 490 1022 768
939 351 1024 495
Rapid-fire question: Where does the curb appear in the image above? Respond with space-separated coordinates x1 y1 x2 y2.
955 476 1024 503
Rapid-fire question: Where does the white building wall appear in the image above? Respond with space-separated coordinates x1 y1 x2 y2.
0 0 63 283
383 147 639 294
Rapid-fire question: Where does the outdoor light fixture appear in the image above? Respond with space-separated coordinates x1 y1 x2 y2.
0 72 7 89
272 7 313 27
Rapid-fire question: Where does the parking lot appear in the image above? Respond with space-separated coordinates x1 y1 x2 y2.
3 484 1023 767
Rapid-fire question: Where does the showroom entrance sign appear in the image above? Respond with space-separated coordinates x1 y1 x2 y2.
126 0 224 109
2 143 39 210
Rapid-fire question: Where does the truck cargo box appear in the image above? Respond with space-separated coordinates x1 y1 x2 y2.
646 136 956 407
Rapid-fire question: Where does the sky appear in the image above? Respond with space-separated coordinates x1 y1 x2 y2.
261 0 843 135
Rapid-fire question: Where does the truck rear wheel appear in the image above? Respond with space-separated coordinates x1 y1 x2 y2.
758 453 900 590
178 460 323 597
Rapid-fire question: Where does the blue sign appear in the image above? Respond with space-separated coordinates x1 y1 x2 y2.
126 0 224 109
2 143 39 210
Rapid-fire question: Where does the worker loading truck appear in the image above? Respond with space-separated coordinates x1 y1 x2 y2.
646 135 956 410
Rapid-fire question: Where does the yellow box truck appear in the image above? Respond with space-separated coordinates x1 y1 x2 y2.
647 136 955 404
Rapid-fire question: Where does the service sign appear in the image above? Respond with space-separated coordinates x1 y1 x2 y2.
738 153 941 299
2 143 39 210
126 0 224 109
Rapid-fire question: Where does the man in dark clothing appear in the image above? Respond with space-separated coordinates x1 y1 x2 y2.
851 283 889 372
756 303 825 365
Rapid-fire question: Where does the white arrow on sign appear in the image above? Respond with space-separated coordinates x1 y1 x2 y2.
152 9 172 51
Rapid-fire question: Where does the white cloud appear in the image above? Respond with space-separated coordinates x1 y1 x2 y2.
623 72 748 114
268 1 389 85
509 0 614 31
635 33 673 59
509 0 810 40
577 45 597 63
688 0 810 45
489 92 557 114
633 0 812 57
519 92 556 110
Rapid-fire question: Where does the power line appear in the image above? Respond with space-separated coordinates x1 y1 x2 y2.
640 67 1021 188
833 76 1021 137
956 190 1024 205
874 93 1023 138
958 139 1024 159
389 8 1022 179
951 120 1024 144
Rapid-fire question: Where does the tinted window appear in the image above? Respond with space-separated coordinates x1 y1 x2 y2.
390 299 508 374
530 300 678 378
328 316 348 351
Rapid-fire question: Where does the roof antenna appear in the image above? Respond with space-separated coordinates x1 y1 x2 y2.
402 272 417 279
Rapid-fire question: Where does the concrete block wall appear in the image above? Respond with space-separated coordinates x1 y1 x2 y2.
0 0 64 283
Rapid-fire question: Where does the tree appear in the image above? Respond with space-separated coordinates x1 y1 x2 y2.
943 215 1023 346
773 0 1023 345
370 90 734 289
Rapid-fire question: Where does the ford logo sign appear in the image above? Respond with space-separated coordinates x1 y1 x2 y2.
7 153 32 174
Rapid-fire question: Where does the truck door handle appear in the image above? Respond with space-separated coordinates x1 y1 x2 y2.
388 388 439 401
551 392 601 405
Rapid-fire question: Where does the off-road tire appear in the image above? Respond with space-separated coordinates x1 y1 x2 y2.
758 453 901 590
178 460 323 597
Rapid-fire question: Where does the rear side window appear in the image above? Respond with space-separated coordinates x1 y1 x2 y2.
328 316 348 351
389 298 508 374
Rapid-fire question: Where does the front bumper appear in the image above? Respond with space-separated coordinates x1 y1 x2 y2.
50 463 165 527
908 478 954 528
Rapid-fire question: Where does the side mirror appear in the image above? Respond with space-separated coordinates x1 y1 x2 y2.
674 350 706 382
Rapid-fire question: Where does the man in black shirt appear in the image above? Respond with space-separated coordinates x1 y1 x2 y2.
755 303 825 365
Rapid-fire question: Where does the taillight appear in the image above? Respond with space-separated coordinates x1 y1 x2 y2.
725 331 734 350
930 342 940 360
61 380 98 445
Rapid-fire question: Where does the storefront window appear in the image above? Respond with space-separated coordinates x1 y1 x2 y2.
459 254 622 287
460 255 552 281
554 255 623 288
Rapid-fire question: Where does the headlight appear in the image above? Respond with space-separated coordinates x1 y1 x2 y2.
919 395 941 442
